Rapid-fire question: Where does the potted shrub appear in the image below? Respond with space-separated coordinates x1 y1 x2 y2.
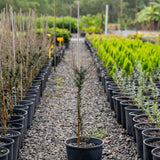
64 63 104 160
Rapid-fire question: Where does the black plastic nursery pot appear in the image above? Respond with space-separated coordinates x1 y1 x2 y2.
120 100 135 129
114 96 130 124
23 91 37 116
143 137 160 160
134 122 158 158
0 147 9 160
108 85 119 100
124 105 139 136
152 147 160 160
142 129 160 140
105 82 117 100
8 109 26 147
38 69 48 85
27 86 40 101
80 32 86 37
96 64 103 81
112 95 119 115
0 123 23 134
23 95 36 115
19 100 34 128
0 137 14 160
101 71 108 87
35 75 45 94
65 137 104 160
129 111 144 142
0 130 21 160
32 79 42 97
27 85 41 105
65 42 70 49
1 123 24 149
104 76 114 95
133 114 150 125
52 54 61 67
13 105 29 134
9 108 27 128
7 115 25 149
94 57 100 66
8 114 25 125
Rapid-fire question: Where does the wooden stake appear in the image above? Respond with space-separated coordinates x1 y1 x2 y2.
77 0 80 68
20 8 23 101
0 12 6 136
62 0 64 44
70 6 72 33
11 6 16 70
54 0 57 72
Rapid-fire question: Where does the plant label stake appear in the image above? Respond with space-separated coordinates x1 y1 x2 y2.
57 37 63 46
49 45 54 59
105 5 109 35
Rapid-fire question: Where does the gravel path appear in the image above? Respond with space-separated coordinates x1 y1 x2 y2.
19 37 137 160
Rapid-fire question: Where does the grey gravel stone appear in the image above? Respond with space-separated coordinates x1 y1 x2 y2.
18 37 138 160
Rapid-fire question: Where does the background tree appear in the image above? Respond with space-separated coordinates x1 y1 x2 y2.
0 0 159 23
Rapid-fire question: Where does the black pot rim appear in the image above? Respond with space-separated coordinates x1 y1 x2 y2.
142 128 160 139
124 105 139 111
134 122 157 130
19 100 34 106
0 137 15 146
0 130 21 138
111 95 119 99
152 147 160 158
143 137 160 148
13 105 29 110
115 96 130 102
120 100 135 105
65 137 104 150
5 122 24 129
133 114 148 123
12 108 27 114
0 147 9 158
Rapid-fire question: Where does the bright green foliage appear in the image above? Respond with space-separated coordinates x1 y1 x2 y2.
123 58 133 75
80 14 103 33
36 27 71 43
48 27 71 43
87 34 160 76
37 16 77 31
137 2 160 23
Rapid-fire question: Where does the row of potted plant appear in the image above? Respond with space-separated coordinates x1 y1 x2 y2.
85 34 160 160
0 7 66 160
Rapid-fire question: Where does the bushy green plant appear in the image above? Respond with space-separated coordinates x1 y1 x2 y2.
123 58 133 76
37 27 71 43
47 27 71 43
37 16 77 31
80 14 103 33
88 34 160 76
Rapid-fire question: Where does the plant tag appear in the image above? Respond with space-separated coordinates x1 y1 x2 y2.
57 37 64 45
49 45 54 59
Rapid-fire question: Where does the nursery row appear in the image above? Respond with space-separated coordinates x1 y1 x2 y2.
0 43 65 160
88 34 160 76
85 35 160 160
0 7 67 160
